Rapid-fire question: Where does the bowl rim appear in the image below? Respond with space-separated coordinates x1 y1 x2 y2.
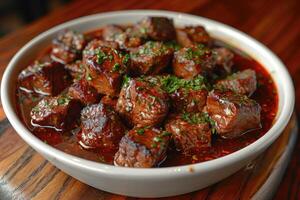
1 9 295 177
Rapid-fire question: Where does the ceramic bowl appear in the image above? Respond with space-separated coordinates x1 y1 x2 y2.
1 10 295 198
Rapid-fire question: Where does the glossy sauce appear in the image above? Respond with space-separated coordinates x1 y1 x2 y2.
16 29 278 167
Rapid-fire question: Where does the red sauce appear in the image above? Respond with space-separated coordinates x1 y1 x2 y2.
15 31 278 167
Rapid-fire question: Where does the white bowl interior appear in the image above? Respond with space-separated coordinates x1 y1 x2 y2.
0 10 295 197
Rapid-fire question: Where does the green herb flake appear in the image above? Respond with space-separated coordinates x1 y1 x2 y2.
137 128 145 135
95 49 107 64
32 106 40 112
112 63 121 72
181 112 209 124
161 75 207 93
164 41 181 51
161 131 172 137
140 27 147 34
57 96 70 105
184 44 209 64
122 54 130 65
31 96 39 102
86 73 92 81
122 75 131 87
151 143 157 148
153 136 162 143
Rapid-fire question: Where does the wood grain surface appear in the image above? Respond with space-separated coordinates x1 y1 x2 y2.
0 0 299 199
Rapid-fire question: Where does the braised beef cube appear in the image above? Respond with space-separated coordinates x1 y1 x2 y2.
123 26 147 48
161 75 208 112
212 47 234 76
173 45 215 79
176 26 212 47
206 89 261 138
102 25 124 41
18 61 71 96
116 78 169 127
30 95 82 131
67 79 100 105
170 89 208 113
100 95 118 110
114 127 170 168
85 39 120 51
103 25 145 49
65 60 85 80
83 45 129 96
165 113 211 154
130 41 173 75
78 103 126 151
51 30 86 64
83 39 121 59
138 17 176 41
216 69 257 96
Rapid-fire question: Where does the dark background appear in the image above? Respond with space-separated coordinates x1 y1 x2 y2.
0 0 70 38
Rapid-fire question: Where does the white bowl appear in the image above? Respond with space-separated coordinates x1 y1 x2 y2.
1 10 295 198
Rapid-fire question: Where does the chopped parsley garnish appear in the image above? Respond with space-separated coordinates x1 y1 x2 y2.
95 49 108 64
161 131 172 137
137 129 145 135
184 44 210 63
131 41 168 58
164 41 181 51
136 126 151 135
151 143 157 148
122 54 130 65
153 136 162 143
140 27 147 34
161 75 207 93
57 96 70 105
122 75 131 87
112 63 121 72
86 73 92 81
181 112 217 134
31 96 39 102
181 112 208 124
203 113 217 134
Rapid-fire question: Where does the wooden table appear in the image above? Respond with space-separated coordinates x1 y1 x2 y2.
0 0 299 199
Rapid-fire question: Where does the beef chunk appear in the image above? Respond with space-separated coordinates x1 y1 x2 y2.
138 17 176 41
165 113 211 154
18 61 71 96
176 26 212 47
65 60 85 80
216 69 257 96
114 127 170 168
30 95 82 131
51 30 86 64
83 43 129 96
213 47 234 76
161 75 208 113
170 89 208 113
67 79 100 105
116 77 170 127
78 103 126 151
130 41 173 75
85 39 120 50
100 96 118 110
206 89 261 138
103 25 146 49
213 47 234 74
173 44 215 79
102 25 124 41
